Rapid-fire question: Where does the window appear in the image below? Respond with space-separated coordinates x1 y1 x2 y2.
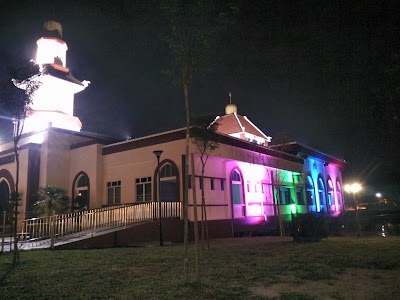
220 179 224 191
306 191 314 205
231 169 243 205
296 187 305 205
77 175 88 188
263 184 274 204
231 170 241 181
327 178 334 206
107 181 121 204
306 176 315 206
136 177 151 202
160 163 175 178
279 187 293 205
210 178 214 190
336 180 343 207
247 182 250 192
318 177 326 209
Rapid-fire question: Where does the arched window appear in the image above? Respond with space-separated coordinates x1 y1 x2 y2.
231 168 245 218
327 178 334 211
159 162 178 202
318 177 326 211
0 179 10 213
160 163 175 179
232 170 241 182
306 175 315 207
0 169 13 216
336 180 343 210
72 172 90 210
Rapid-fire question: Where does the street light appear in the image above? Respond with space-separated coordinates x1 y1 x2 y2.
153 150 163 246
344 182 362 237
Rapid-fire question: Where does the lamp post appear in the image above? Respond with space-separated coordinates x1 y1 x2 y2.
153 150 163 246
344 182 362 237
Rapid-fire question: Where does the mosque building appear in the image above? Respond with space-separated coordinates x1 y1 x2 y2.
0 22 346 238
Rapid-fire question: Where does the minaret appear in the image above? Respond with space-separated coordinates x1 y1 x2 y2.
21 21 90 133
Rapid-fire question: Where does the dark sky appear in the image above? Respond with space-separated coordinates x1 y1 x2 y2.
1 1 400 195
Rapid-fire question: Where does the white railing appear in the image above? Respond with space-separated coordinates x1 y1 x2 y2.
20 201 181 243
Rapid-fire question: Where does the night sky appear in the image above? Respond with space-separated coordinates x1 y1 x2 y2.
1 1 400 197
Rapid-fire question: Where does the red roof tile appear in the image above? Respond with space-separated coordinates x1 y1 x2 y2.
216 113 268 139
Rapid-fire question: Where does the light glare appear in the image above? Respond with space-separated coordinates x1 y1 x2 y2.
344 182 362 194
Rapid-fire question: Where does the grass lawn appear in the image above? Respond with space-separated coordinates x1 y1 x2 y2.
1 236 400 299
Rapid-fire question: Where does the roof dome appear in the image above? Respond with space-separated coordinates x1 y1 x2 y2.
43 20 63 38
225 103 237 115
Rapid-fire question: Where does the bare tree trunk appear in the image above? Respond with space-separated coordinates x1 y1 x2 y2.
271 170 284 237
201 188 209 249
200 167 209 250
12 130 20 266
204 199 209 250
183 83 190 279
190 154 201 281
200 176 204 250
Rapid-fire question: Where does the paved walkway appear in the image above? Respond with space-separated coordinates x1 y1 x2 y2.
1 237 50 252
0 224 142 252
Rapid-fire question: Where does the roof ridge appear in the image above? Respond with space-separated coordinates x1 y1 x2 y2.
243 115 269 139
234 113 245 131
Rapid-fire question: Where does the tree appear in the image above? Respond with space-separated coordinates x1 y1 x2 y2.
270 170 285 237
32 186 69 217
160 0 237 278
0 61 41 265
72 195 88 212
250 153 287 237
190 113 219 249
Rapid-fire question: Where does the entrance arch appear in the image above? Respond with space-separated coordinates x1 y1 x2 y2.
0 179 10 213
0 169 14 213
155 160 180 202
72 172 90 210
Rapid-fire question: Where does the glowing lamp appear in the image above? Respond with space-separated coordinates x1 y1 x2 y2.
344 183 362 194
344 182 362 237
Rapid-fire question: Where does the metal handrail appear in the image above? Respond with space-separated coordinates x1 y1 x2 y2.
21 201 181 243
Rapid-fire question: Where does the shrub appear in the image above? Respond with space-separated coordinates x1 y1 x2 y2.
292 212 329 242
32 186 69 217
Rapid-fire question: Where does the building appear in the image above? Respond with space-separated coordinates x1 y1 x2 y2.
0 22 346 238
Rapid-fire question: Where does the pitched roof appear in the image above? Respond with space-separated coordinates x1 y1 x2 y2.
101 127 303 164
215 113 269 139
269 142 348 168
44 64 85 86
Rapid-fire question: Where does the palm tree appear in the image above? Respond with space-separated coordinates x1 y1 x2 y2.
33 186 69 217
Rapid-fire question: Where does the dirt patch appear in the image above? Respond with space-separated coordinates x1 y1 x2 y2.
250 268 400 299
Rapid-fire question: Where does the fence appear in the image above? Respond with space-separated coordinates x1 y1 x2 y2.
20 201 181 244
1 211 10 252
